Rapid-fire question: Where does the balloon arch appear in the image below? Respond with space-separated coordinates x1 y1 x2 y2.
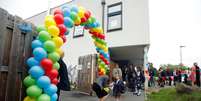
23 5 110 101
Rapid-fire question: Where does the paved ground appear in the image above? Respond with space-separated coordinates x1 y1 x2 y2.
60 91 145 101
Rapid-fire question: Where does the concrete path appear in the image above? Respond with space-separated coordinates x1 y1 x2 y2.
60 91 145 101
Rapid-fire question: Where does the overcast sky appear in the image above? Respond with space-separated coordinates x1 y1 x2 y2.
1 0 201 68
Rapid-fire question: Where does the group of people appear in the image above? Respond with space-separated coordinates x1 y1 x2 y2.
92 63 145 101
148 63 201 88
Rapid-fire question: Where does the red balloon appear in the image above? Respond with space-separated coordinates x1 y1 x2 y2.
46 69 58 80
81 17 87 23
41 58 53 71
51 78 59 85
54 8 63 15
54 14 64 25
57 24 67 35
60 35 66 43
84 10 91 19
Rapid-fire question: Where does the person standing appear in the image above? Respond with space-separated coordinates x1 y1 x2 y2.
194 63 200 87
57 52 71 101
113 76 125 101
112 64 122 80
134 66 145 96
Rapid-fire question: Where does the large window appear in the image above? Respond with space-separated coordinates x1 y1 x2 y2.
107 2 122 32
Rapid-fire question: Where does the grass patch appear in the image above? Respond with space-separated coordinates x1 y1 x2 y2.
146 87 201 101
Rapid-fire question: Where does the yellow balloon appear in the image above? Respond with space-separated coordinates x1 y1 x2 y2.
45 18 56 28
56 48 63 56
74 17 81 25
45 15 54 19
23 96 36 101
48 26 60 37
77 9 85 18
53 37 64 48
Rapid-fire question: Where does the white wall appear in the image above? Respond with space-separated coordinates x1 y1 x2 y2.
105 0 150 47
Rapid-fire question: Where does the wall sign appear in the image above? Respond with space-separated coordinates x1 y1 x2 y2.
73 26 84 38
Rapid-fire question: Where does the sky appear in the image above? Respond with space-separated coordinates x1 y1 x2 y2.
1 0 201 68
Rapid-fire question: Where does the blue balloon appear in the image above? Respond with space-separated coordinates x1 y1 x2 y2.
62 7 71 17
32 40 43 49
29 66 44 79
64 17 74 28
37 76 51 89
44 84 58 96
51 93 58 101
33 47 47 61
70 5 79 13
27 57 39 68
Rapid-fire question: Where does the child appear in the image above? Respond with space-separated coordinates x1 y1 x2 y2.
92 75 110 101
113 76 125 101
133 66 145 96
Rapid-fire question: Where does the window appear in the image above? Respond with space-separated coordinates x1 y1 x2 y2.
107 2 122 32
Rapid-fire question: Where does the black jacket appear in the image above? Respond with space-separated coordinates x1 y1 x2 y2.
58 59 71 91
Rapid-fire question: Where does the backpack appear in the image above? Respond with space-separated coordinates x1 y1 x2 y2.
117 80 126 93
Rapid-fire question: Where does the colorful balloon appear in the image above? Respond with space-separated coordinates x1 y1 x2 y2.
62 7 71 17
71 5 79 13
40 58 53 71
27 57 39 68
54 8 63 15
70 12 78 21
52 37 63 48
32 40 43 49
45 18 56 28
44 84 58 96
36 25 47 33
84 10 91 19
54 14 64 25
29 66 44 79
46 69 58 80
53 62 60 70
48 26 60 37
51 93 58 101
23 96 36 101
26 85 42 98
48 52 60 63
37 94 50 101
38 31 51 42
44 40 56 53
64 17 74 28
51 78 59 85
23 75 36 87
55 48 63 57
33 47 47 61
37 76 51 89
57 24 67 35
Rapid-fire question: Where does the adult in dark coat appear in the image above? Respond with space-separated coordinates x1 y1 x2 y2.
194 63 200 87
57 52 71 101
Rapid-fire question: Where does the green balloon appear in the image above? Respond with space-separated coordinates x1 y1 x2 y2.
38 31 51 42
53 62 60 70
44 40 56 53
26 85 42 98
37 94 50 101
91 17 96 23
23 75 36 87
86 17 92 24
70 12 78 21
48 52 60 63
37 25 47 33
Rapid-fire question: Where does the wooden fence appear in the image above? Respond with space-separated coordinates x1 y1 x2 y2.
0 8 35 101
